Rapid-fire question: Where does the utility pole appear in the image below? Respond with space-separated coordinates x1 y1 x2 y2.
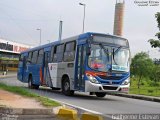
79 3 86 33
58 21 63 41
36 28 41 45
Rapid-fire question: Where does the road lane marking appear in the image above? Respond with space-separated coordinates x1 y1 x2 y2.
49 98 112 120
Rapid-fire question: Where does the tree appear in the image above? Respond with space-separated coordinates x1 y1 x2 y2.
131 52 154 89
148 12 160 48
150 65 160 84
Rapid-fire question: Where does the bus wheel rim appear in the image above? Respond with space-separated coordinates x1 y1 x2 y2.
29 79 31 87
64 82 69 91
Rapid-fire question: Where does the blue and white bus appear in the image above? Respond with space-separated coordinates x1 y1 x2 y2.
17 32 130 97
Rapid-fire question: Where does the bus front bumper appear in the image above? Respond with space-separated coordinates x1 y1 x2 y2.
85 81 130 93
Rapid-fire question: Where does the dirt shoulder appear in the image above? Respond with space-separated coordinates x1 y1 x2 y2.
0 89 46 109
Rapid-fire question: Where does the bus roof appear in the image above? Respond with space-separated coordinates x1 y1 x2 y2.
21 32 127 54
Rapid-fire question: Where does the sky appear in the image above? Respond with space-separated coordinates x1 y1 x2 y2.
0 0 160 58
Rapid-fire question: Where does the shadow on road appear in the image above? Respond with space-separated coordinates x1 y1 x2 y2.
25 86 119 102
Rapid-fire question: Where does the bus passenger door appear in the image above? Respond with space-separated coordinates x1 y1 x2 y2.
18 55 27 82
75 45 86 91
43 52 52 87
22 56 27 81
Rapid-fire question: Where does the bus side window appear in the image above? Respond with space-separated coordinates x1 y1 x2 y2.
37 49 44 64
51 46 54 62
31 51 38 64
53 46 57 62
53 44 64 62
27 52 32 63
64 41 76 62
19 54 23 61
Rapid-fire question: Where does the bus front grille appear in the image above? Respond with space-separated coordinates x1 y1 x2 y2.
97 75 123 80
103 86 118 90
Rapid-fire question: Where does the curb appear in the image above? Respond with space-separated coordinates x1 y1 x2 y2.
106 92 160 103
0 106 106 120
81 112 103 120
57 107 78 120
51 99 111 120
0 106 57 120
0 107 53 115
0 75 16 79
57 108 104 120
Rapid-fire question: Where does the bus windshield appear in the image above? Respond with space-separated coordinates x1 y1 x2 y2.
88 44 130 72
112 47 130 72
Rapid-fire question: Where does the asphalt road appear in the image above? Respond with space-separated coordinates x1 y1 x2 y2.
1 77 160 117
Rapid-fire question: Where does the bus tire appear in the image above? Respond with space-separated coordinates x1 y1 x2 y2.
51 87 60 90
62 77 74 96
28 76 39 89
34 85 39 89
95 92 107 98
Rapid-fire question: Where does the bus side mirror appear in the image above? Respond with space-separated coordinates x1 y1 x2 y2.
86 47 91 55
113 49 115 60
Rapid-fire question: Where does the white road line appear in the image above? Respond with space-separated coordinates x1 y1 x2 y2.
49 98 112 119
51 98 102 114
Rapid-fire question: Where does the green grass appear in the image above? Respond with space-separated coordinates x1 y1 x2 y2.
130 87 160 97
0 57 19 61
130 77 160 97
0 83 61 107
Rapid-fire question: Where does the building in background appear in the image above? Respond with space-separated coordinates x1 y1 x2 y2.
0 38 31 71
113 0 125 36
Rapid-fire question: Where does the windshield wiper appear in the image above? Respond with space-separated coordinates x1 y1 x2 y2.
114 46 122 54
99 43 109 61
99 43 112 72
113 46 123 65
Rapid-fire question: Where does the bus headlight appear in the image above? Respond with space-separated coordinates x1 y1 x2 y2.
122 78 130 85
86 73 99 84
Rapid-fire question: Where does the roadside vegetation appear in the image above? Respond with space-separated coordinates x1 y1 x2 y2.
130 76 160 97
130 12 160 97
0 83 61 107
130 52 160 97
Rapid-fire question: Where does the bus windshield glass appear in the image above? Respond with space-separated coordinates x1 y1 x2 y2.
112 47 130 72
88 44 130 72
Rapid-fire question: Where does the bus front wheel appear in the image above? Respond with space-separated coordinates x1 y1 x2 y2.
28 76 39 89
62 77 74 96
95 92 107 98
51 87 60 90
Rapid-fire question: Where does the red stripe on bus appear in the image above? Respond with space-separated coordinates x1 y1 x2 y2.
85 71 107 77
40 67 44 85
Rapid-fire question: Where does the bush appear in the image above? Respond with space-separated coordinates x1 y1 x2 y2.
149 81 159 87
148 90 153 93
141 82 145 86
